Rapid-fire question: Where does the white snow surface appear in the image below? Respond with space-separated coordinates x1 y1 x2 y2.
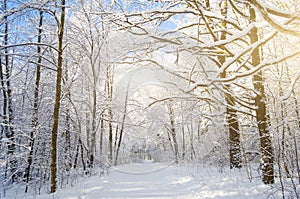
5 161 281 199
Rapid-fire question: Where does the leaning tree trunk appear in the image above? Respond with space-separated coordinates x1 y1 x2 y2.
50 0 66 193
250 7 274 184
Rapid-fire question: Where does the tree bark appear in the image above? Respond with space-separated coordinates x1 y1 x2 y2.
219 0 241 169
114 81 130 165
167 100 179 164
2 0 17 182
106 67 114 164
64 97 72 172
99 117 104 159
50 0 66 193
89 86 97 168
24 11 43 193
182 126 185 160
250 7 274 184
225 93 242 169
285 66 300 183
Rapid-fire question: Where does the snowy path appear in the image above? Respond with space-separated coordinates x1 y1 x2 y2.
7 162 277 199
80 162 202 198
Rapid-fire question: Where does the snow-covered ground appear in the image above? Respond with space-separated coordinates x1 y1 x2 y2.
3 161 286 199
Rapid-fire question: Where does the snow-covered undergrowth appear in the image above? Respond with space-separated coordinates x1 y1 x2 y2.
3 161 297 199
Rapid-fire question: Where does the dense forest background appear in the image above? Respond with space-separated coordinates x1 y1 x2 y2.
1 0 300 197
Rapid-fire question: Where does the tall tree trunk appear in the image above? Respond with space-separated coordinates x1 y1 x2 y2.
108 115 113 164
89 86 97 168
106 67 114 164
24 11 43 193
187 124 196 160
64 68 72 172
275 60 291 179
285 66 300 183
86 112 91 165
114 125 118 154
219 0 241 169
79 137 87 171
167 100 179 164
0 55 2 146
73 141 79 169
99 117 104 159
250 7 274 184
225 94 242 169
50 0 66 193
73 136 87 171
182 125 185 160
114 81 130 165
200 0 242 168
2 0 17 182
0 10 10 187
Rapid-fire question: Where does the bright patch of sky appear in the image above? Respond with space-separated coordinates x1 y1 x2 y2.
116 0 152 12
159 20 177 31
113 0 193 31
159 13 187 31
